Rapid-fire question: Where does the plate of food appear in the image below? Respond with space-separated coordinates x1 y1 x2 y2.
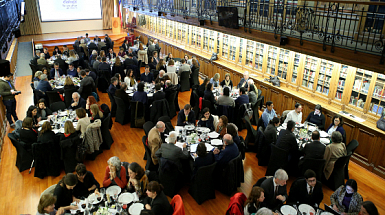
129 203 144 215
299 204 315 215
211 139 223 146
106 185 121 196
280 205 297 215
88 193 103 204
207 132 219 139
196 127 210 133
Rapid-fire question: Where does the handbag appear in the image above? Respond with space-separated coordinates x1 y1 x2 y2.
264 76 281 87
134 102 145 128
210 53 218 63
377 115 385 131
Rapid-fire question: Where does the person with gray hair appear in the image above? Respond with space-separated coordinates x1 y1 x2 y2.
148 121 166 165
213 134 239 167
323 131 347 179
103 156 127 188
155 131 189 173
69 92 86 109
36 73 53 93
237 71 249 89
260 169 288 210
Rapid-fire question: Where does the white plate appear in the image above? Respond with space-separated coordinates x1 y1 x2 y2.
211 139 223 146
299 204 315 215
196 127 210 133
320 130 329 138
129 203 144 215
106 185 121 196
88 193 103 204
185 125 194 130
321 212 334 215
320 138 330 144
129 93 134 97
55 86 64 89
70 200 86 214
127 87 134 90
147 93 153 97
118 193 134 204
208 132 219 138
280 205 297 215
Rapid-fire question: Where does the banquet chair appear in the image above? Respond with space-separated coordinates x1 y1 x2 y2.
190 68 200 87
299 158 326 181
257 127 270 166
50 101 66 112
225 192 247 215
142 136 158 172
170 194 186 215
33 89 46 105
251 97 263 125
202 99 216 115
179 71 190 92
32 140 62 179
150 99 170 124
114 96 130 125
143 121 155 137
107 90 117 117
324 153 352 190
8 133 34 172
166 91 178 119
257 117 265 131
46 91 62 107
72 60 79 69
244 116 258 151
60 133 82 173
130 101 145 128
188 162 217 205
101 113 114 149
101 104 113 129
345 139 359 179
40 184 56 198
253 176 272 187
80 84 94 100
265 144 288 176
217 153 244 196
64 88 78 108
190 90 200 120
159 157 182 197
217 105 234 123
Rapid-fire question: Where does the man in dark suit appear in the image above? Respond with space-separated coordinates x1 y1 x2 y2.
86 69 97 82
235 87 249 107
177 104 195 126
43 48 50 60
93 56 102 71
54 54 66 71
104 34 112 49
302 130 326 160
50 63 64 80
36 74 53 93
88 40 98 54
127 48 137 58
107 48 116 59
140 66 153 83
153 83 165 101
124 54 138 68
164 80 177 99
78 70 96 94
155 131 189 173
98 57 111 73
69 92 86 109
32 50 41 64
122 40 130 51
276 120 298 158
213 134 239 167
288 169 324 207
260 169 289 210
108 77 118 96
237 71 249 89
115 82 130 107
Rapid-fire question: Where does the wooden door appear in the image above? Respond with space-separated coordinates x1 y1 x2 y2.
270 89 281 114
373 138 385 179
343 121 356 145
353 128 376 170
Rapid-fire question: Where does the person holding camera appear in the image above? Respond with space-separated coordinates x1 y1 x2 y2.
0 73 19 127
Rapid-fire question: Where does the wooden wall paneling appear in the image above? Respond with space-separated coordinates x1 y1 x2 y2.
270 89 282 114
325 113 333 130
281 94 292 113
373 138 385 179
343 121 356 145
353 128 377 170
302 103 314 122
260 85 269 103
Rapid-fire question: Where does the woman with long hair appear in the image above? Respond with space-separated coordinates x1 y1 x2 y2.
67 50 78 64
36 194 65 215
138 43 148 64
198 77 210 98
216 115 228 137
73 163 100 198
26 105 40 127
210 73 220 87
244 186 265 215
38 121 55 144
124 69 137 87
127 162 149 198
113 57 124 78
53 173 79 210
64 76 77 91
90 104 103 123
52 46 62 56
75 108 90 137
85 96 101 115
331 179 363 215
156 59 166 72
166 59 176 73
99 50 106 58
19 117 37 150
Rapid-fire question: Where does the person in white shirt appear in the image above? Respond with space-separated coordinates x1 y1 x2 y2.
284 103 303 124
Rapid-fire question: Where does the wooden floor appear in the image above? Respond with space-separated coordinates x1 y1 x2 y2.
1 32 385 215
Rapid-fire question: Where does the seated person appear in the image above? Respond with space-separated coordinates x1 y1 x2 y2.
213 134 239 167
155 131 189 173
217 87 235 107
127 162 149 199
36 74 53 93
220 73 233 88
261 101 277 128
288 169 323 207
210 73 220 87
148 121 166 166
26 105 41 128
78 70 95 94
284 103 303 124
19 117 37 150
124 69 137 87
192 142 215 177
64 76 77 91
165 53 173 62
324 131 347 180
301 130 326 160
204 83 216 107
36 194 66 215
260 169 288 210
59 121 80 141
73 163 100 198
37 53 48 67
67 63 78 77
132 82 148 105
37 121 55 144
85 96 98 115
90 104 103 123
75 108 90 137
275 120 297 160
360 201 379 215
305 104 325 130
36 99 52 120
153 83 166 101
98 57 111 73
115 82 130 106
238 71 249 89
143 181 173 215
155 70 169 86
235 87 249 107
140 65 154 83
124 53 138 68
107 48 116 59
198 78 209 98
69 92 86 110
53 173 79 210
330 179 363 215
52 46 62 56
248 84 258 106
103 156 128 189
244 186 265 215
50 63 64 80
197 108 215 131
163 80 177 99
326 114 345 140
156 59 167 73
264 117 280 145
43 48 50 59
166 59 176 73
33 71 42 89
227 123 241 146
216 115 228 137
108 77 118 96
177 104 195 126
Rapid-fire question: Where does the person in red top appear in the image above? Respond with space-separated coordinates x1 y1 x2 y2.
103 156 127 188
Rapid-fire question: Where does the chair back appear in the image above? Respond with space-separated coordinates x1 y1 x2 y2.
225 192 247 215
201 99 212 114
166 91 177 118
64 88 78 107
347 139 359 154
257 117 265 131
265 144 289 176
171 194 186 215
158 115 174 133
80 84 94 100
40 184 56 198
218 153 244 196
50 101 66 112
180 71 190 92
191 68 199 86
101 113 114 149
300 158 326 180
107 90 117 117
72 60 79 68
8 133 34 172
150 99 171 123
159 157 181 197
257 126 270 166
243 116 257 148
114 96 130 125
252 97 263 125
143 122 154 137
33 89 45 105
188 162 217 205
130 101 145 128
191 90 200 120
32 141 62 179
45 91 62 107
217 105 234 123
327 153 352 190
253 176 271 187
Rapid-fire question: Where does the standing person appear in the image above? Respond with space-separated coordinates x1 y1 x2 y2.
0 73 19 127
148 121 166 166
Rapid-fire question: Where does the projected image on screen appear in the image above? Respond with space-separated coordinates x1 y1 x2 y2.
38 0 102 22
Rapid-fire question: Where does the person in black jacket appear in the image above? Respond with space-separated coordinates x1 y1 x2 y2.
37 99 52 120
144 181 173 215
302 130 326 160
115 82 130 107
264 117 280 145
305 104 326 130
26 105 40 128
204 83 216 110
69 92 86 110
53 173 79 210
73 163 100 198
275 120 298 159
198 78 209 98
98 57 111 73
19 117 38 151
37 121 56 143
192 142 215 177
288 169 323 207
197 108 215 131
260 169 288 210
153 83 165 101
220 73 233 88
177 104 195 126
